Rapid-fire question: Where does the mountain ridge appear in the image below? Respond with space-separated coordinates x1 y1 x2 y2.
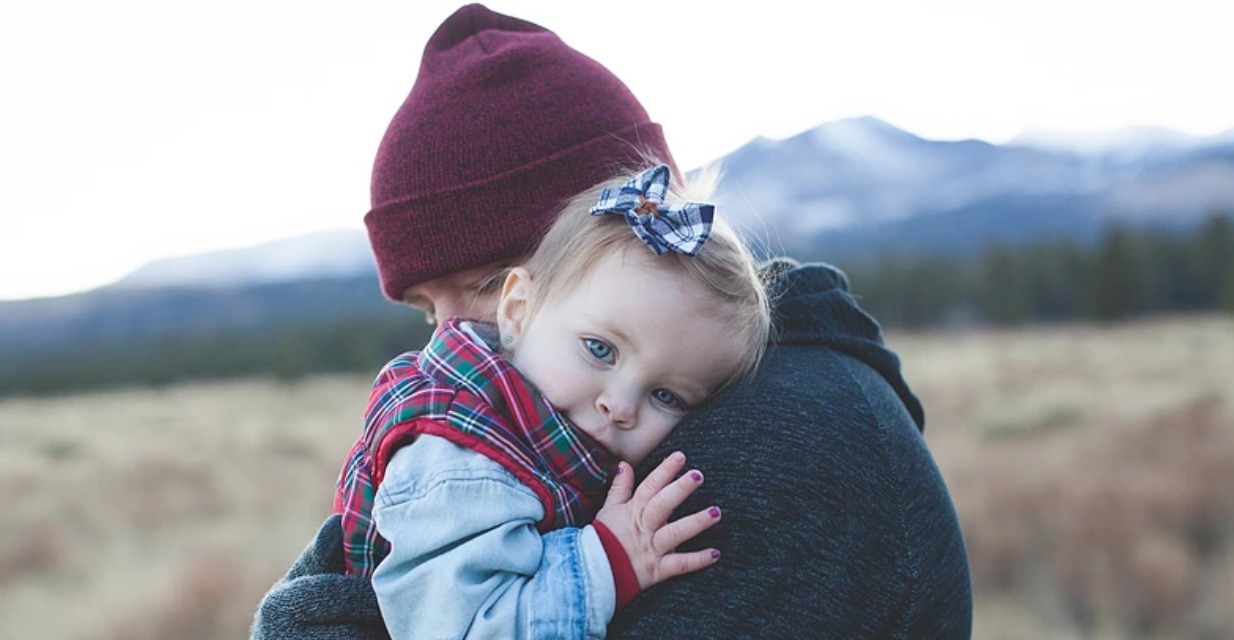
3 116 1232 377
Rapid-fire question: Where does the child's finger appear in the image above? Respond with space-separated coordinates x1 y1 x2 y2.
643 468 705 529
658 548 721 581
631 451 687 505
603 461 635 506
654 505 722 552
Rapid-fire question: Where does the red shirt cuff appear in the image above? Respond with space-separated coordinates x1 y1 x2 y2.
592 520 640 610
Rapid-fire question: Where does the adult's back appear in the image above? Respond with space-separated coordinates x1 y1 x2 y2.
609 260 972 639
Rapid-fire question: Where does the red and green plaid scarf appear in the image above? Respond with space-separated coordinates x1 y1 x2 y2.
333 317 619 578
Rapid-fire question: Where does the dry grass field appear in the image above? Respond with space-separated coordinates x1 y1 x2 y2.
1 316 1231 639
894 316 1234 639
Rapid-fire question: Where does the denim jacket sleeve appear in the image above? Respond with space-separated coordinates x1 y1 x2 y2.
371 435 616 640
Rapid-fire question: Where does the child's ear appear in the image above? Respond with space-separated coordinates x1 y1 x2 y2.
496 267 533 348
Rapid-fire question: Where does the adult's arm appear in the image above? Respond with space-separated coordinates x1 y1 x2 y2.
250 514 388 640
371 435 616 640
607 345 973 639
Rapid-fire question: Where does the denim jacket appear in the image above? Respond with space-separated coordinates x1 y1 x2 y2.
371 434 616 640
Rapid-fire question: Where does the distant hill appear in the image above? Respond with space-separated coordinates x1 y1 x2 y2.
0 276 387 357
0 275 425 395
114 230 376 289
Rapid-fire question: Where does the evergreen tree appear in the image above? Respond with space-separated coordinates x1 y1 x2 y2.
1195 213 1234 308
1143 231 1200 312
977 246 1029 325
1024 241 1089 321
1091 225 1142 321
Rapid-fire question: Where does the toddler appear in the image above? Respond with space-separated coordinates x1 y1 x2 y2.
333 163 770 639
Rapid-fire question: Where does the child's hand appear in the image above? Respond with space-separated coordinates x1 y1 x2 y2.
594 451 722 591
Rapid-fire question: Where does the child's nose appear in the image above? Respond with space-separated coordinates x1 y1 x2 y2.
596 391 636 428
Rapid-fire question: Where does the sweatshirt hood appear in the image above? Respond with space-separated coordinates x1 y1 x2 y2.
763 258 925 431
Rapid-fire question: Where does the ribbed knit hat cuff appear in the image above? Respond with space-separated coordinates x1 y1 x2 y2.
366 122 674 301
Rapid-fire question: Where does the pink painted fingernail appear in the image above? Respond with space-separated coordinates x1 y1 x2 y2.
690 470 703 482
614 464 623 475
709 506 721 518
711 549 721 560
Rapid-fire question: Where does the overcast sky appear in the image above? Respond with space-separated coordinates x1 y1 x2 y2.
1 0 1230 300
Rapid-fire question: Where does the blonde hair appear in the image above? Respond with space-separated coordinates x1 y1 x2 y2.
521 164 771 390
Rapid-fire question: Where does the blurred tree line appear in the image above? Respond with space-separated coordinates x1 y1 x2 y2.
0 312 434 397
2 213 1230 397
840 212 1234 328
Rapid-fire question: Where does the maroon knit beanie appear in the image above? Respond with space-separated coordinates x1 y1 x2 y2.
366 3 677 301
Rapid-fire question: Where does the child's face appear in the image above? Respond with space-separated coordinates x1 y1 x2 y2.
498 248 745 465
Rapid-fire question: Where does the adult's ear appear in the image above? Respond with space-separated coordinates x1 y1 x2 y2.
496 267 533 350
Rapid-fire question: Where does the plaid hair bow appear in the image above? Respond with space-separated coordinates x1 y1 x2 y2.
588 164 715 256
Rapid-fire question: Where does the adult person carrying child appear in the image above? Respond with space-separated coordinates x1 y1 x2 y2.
252 4 971 639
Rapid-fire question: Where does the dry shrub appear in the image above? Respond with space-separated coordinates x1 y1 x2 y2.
963 394 1234 638
1207 553 1234 636
0 373 372 639
1113 398 1234 569
1124 534 1198 635
0 523 67 587
1053 479 1141 629
262 431 319 460
99 551 262 640
959 476 1037 590
114 454 225 529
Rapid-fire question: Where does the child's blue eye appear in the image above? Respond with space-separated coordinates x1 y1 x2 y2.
584 338 615 364
652 388 684 409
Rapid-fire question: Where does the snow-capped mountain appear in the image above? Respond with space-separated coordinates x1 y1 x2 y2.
711 117 1234 259
716 117 1094 233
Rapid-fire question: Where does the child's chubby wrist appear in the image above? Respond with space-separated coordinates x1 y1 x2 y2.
589 520 641 610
